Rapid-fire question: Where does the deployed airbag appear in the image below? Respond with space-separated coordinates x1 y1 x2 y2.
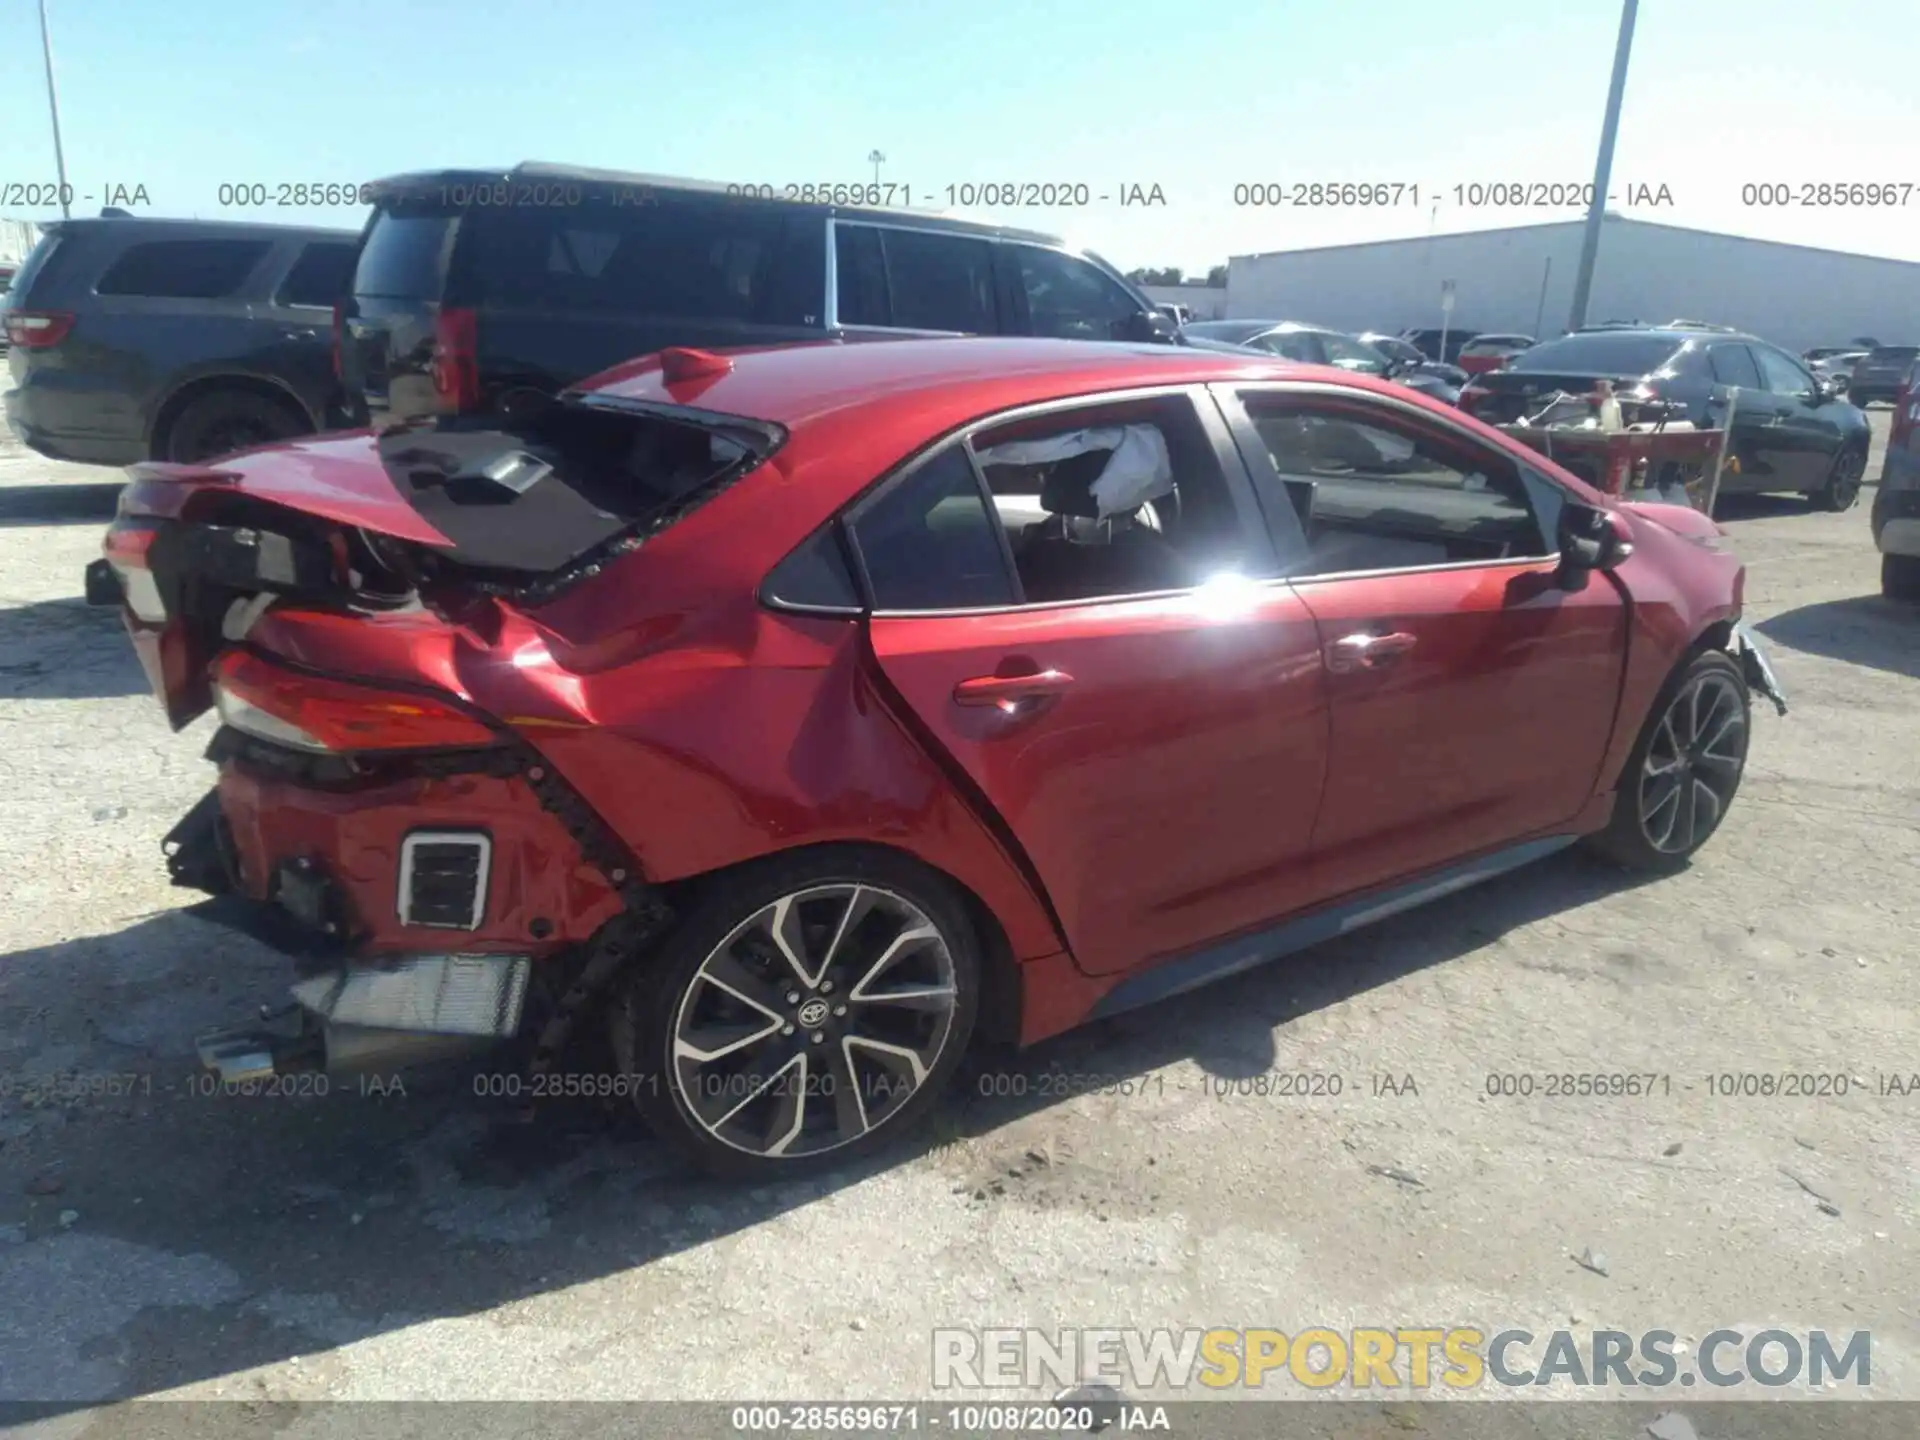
978 425 1174 519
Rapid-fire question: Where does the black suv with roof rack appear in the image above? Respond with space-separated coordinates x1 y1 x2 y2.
4 216 359 464
338 162 1203 427
1459 324 1872 511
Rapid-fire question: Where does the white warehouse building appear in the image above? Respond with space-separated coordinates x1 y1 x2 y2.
1226 216 1920 354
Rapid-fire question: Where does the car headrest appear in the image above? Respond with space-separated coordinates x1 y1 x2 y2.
1037 450 1113 519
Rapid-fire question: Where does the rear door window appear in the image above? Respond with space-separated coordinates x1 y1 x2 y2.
94 239 271 299
275 240 359 308
832 223 998 333
847 446 1015 609
454 200 798 322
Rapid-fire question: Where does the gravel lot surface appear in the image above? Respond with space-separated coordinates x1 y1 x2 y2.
0 415 1913 1428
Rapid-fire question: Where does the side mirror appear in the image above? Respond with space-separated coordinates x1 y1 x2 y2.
1555 502 1634 591
1120 309 1178 344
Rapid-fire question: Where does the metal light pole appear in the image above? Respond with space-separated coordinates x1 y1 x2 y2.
38 0 73 220
1566 0 1638 331
868 150 886 185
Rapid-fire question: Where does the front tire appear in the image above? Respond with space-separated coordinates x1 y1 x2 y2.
1885 553 1920 601
610 848 980 1179
1811 445 1866 512
1585 649 1751 873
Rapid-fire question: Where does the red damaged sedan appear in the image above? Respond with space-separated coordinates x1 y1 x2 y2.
90 337 1786 1176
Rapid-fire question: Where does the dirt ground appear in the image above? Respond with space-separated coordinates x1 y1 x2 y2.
0 413 1913 1427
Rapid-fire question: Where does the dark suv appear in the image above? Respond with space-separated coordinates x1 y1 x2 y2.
3 217 359 465
1459 326 1872 510
339 163 1189 426
1848 345 1919 407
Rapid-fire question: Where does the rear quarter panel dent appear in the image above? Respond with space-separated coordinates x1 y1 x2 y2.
506 607 1067 962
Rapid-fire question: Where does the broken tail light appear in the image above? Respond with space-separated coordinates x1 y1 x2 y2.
212 650 501 755
103 522 167 622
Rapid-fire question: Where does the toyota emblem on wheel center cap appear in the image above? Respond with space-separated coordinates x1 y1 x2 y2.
797 998 831 1028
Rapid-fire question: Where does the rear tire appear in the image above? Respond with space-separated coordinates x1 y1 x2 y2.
1884 553 1920 602
1811 445 1866 512
1584 649 1750 874
163 390 311 464
609 847 981 1180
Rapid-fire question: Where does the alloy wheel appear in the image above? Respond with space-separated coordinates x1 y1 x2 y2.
1637 672 1747 855
669 884 960 1160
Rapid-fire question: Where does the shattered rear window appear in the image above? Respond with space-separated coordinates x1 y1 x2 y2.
375 398 784 579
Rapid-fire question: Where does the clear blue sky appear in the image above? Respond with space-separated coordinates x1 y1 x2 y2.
4 0 1918 270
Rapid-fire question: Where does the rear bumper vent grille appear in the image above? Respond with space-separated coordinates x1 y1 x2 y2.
398 831 491 930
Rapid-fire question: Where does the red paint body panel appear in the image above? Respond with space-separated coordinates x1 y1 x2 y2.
867 582 1330 976
505 608 1069 962
1589 507 1743 797
218 767 623 955
1288 560 1628 900
122 435 452 545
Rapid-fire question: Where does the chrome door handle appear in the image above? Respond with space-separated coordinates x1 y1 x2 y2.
1326 631 1417 674
953 668 1074 709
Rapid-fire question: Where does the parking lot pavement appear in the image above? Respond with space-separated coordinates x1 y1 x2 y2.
0 421 1915 1413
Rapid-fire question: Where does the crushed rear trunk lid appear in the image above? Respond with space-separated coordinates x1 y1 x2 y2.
98 384 786 726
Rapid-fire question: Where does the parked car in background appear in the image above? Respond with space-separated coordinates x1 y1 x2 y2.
1157 303 1193 325
95 336 1781 1176
1459 326 1871 510
0 263 15 354
1847 345 1919 407
1808 350 1867 388
1456 333 1536 375
1183 320 1459 403
339 163 1200 428
1401 326 1481 364
1872 356 1920 599
3 217 358 465
1357 332 1469 387
1805 343 1877 364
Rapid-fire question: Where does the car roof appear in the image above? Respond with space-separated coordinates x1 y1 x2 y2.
37 215 355 242
576 336 1372 433
361 162 1072 248
1551 326 1754 344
